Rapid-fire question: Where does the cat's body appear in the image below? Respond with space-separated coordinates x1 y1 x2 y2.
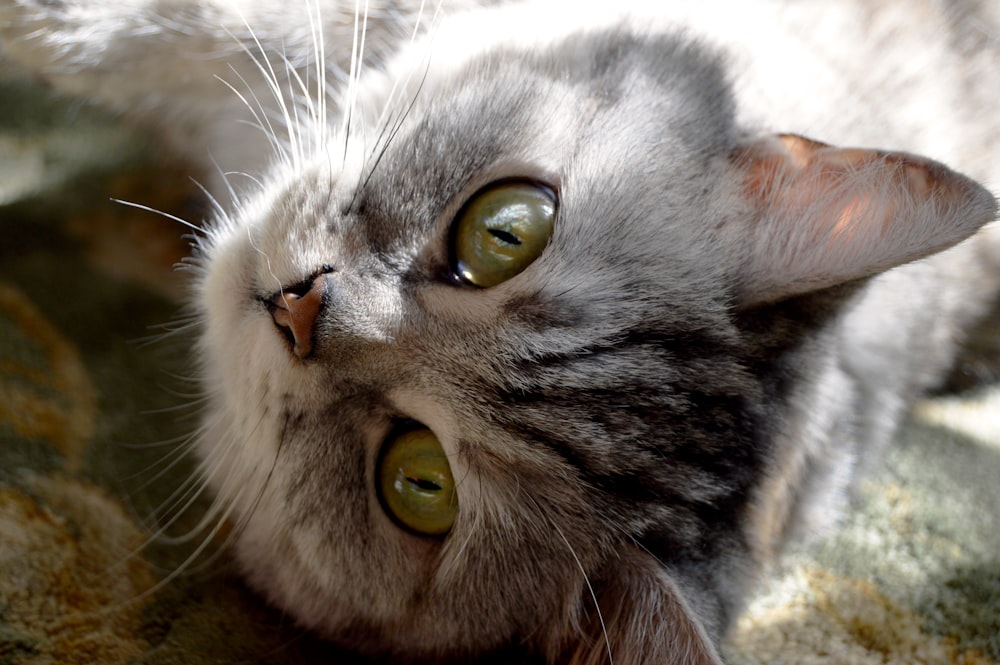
2 1 998 663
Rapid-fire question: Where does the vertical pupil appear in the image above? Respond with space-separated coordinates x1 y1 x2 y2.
407 476 442 492
488 228 522 245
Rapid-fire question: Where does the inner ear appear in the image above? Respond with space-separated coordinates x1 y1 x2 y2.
730 133 996 307
563 549 724 665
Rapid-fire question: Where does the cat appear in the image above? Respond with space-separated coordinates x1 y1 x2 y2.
1 0 998 663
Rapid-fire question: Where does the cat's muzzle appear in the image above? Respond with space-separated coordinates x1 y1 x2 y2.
267 273 330 359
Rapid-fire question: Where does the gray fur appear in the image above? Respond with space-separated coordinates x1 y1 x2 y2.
2 1 998 663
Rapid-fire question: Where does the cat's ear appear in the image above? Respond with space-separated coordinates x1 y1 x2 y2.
565 550 724 665
729 133 997 306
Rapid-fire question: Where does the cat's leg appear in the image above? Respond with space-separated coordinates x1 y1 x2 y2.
0 0 422 175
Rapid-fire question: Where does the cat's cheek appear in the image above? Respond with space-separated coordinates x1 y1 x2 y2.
198 235 257 350
198 232 321 393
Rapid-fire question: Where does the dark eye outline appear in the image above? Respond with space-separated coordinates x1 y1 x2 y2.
375 420 458 538
448 178 558 288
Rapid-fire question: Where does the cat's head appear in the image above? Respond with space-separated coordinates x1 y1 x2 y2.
193 5 995 663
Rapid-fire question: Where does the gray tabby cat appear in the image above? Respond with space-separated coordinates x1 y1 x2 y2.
1 0 997 662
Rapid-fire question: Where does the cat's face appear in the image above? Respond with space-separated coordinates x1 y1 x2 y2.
193 5 996 663
196 12 755 661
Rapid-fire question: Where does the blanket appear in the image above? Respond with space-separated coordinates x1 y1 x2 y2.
1 66 998 665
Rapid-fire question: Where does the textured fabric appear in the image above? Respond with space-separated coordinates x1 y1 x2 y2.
1 69 998 665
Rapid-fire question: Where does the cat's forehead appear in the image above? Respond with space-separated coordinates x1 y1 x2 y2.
345 20 736 238
237 8 739 315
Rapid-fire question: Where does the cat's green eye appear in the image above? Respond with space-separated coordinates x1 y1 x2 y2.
377 428 457 536
452 181 556 288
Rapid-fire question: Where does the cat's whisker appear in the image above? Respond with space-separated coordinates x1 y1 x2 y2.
200 156 246 223
115 432 195 451
341 0 367 164
438 463 480 581
409 0 430 42
279 42 307 167
131 319 201 349
355 50 433 203
280 44 325 157
150 478 226 548
237 23 305 168
6 0 995 659
523 491 614 665
122 420 251 580
110 198 203 234
109 491 241 609
185 408 293 580
137 474 213 548
220 13 325 169
214 71 290 164
129 424 214 510
152 385 210 407
102 430 223 578
223 170 267 193
245 226 284 300
306 0 329 144
357 1 443 198
127 433 202 497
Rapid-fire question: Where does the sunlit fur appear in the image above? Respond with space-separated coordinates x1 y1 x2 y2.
2 1 998 663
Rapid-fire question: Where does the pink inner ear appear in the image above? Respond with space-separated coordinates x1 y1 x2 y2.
731 133 996 307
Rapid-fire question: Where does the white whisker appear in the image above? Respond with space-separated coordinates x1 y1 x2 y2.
245 30 302 165
357 1 444 197
306 0 329 141
110 199 203 233
342 0 372 164
438 461 479 580
523 492 615 665
214 71 290 163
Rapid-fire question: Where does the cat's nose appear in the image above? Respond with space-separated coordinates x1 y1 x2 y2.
268 274 328 359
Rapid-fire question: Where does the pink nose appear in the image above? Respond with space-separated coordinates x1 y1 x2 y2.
269 275 327 359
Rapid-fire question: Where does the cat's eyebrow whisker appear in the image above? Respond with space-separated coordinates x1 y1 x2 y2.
362 3 433 168
364 0 440 153
437 464 479 581
306 0 329 143
284 47 323 150
409 0 430 42
342 0 372 165
357 53 432 200
356 4 442 200
279 40 307 166
523 491 615 665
